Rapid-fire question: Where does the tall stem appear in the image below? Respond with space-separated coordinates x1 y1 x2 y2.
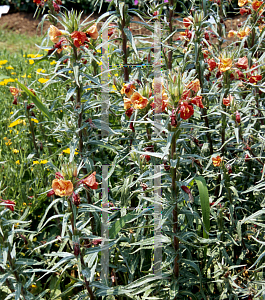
121 14 129 82
168 0 174 70
28 114 39 157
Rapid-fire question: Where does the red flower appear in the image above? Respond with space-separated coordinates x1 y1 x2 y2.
236 56 248 70
183 17 193 28
235 111 241 124
47 190 55 197
1 199 15 212
191 96 204 108
249 75 262 84
208 59 217 71
236 69 245 80
72 193 81 206
179 101 194 120
240 8 251 15
82 172 98 189
70 31 87 48
125 107 134 118
53 1 60 12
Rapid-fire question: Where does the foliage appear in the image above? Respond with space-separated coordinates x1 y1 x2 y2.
0 0 265 299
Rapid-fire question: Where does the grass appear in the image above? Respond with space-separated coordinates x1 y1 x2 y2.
0 26 44 54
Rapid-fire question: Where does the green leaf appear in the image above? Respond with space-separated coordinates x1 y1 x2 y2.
195 176 210 238
109 213 137 239
123 28 138 57
15 80 52 120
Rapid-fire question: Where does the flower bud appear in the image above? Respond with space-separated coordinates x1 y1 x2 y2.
47 190 55 197
73 243 80 256
235 111 241 124
72 193 81 206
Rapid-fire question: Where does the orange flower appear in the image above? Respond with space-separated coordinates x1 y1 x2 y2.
212 156 222 167
52 179 73 197
238 0 248 6
252 0 263 11
179 101 194 120
235 56 248 70
237 27 251 39
191 96 204 108
208 59 217 71
131 92 148 109
186 79 200 93
123 97 132 110
86 24 99 40
9 87 19 97
120 83 136 98
71 31 87 48
49 25 62 43
223 94 233 106
82 171 98 189
219 58 232 72
228 30 237 38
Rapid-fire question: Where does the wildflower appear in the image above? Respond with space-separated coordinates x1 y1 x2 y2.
219 57 232 72
49 25 62 43
70 31 87 48
191 96 204 108
36 69 45 74
237 27 251 39
38 78 49 84
130 92 148 109
178 101 194 120
31 118 39 123
72 192 81 206
186 79 200 93
223 94 233 106
208 59 217 71
15 160 20 165
12 149 19 154
28 60 34 65
33 161 40 164
212 156 222 167
249 75 262 84
140 182 148 191
120 83 136 98
53 1 60 12
52 179 73 197
228 30 237 38
62 148 79 155
235 111 241 123
82 171 98 189
252 0 263 11
236 56 248 69
1 199 15 211
183 17 193 28
50 61 57 65
6 66 14 70
9 86 19 97
0 60 8 65
240 7 251 14
5 139 12 146
245 154 250 162
123 97 132 110
238 0 248 6
86 24 98 40
40 160 48 164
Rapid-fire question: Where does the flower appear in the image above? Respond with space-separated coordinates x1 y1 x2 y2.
15 160 20 165
228 30 237 38
1 199 15 211
235 111 241 123
125 107 134 117
72 192 81 206
223 94 233 106
86 24 98 40
6 66 14 70
183 17 193 28
49 25 62 43
178 101 194 120
47 190 55 197
208 59 217 71
12 149 19 154
238 0 248 6
236 56 248 70
52 179 74 197
38 78 49 84
82 171 98 189
249 75 262 84
70 31 87 48
252 0 263 11
62 148 79 155
191 96 204 108
8 119 26 127
9 86 19 97
219 58 232 72
123 97 132 110
237 27 251 39
40 160 48 164
120 83 136 97
212 156 222 167
186 79 200 93
130 92 148 109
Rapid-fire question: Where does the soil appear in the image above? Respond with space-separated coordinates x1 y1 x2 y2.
0 11 247 38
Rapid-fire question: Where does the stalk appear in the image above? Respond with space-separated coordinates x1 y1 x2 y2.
121 10 129 82
168 0 174 70
27 113 39 157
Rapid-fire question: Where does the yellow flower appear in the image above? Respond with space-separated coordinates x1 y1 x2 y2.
28 74 31 78
23 202 27 206
33 161 40 164
62 148 78 155
68 70 73 74
31 284 37 288
36 69 45 74
33 237 37 242
8 119 24 128
6 66 14 70
29 60 34 65
31 118 39 123
218 58 232 72
22 74 26 78
20 252 25 256
38 78 49 84
97 62 103 66
12 149 19 154
40 160 48 164
50 60 57 65
3 137 7 141
5 140 12 146
0 60 8 65
10 112 13 115
11 72 16 75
